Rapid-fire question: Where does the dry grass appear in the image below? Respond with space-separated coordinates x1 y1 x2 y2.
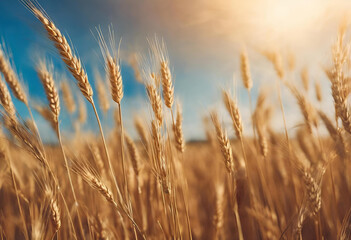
0 1 351 240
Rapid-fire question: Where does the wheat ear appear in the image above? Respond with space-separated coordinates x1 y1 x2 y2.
301 67 309 92
173 103 185 153
210 112 234 173
240 49 252 91
146 83 163 125
0 75 16 120
160 60 174 109
44 188 61 233
0 45 27 104
24 2 93 103
36 61 60 124
315 80 322 102
222 90 243 139
60 80 76 114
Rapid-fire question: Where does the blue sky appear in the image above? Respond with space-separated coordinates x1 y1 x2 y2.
0 0 350 141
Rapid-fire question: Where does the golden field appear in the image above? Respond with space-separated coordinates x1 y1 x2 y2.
0 1 351 240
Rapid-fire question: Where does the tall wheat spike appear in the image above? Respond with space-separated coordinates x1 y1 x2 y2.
0 45 27 104
0 75 16 120
210 112 234 173
24 1 93 103
36 61 60 124
240 49 252 91
173 103 185 153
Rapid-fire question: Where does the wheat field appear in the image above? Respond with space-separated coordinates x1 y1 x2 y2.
0 1 351 239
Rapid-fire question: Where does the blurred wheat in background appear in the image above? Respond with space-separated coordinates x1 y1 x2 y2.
0 0 351 239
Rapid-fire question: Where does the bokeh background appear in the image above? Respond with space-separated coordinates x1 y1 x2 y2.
0 0 350 141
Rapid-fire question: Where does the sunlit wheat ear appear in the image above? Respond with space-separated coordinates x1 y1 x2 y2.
36 60 60 124
315 80 322 102
107 56 123 104
257 125 268 158
96 27 123 104
134 116 149 145
149 37 174 109
72 160 117 207
146 83 163 125
23 1 93 103
253 89 269 157
264 51 284 79
222 90 243 139
60 80 76 114
287 84 318 133
43 186 61 233
160 60 174 109
318 111 346 157
173 103 185 153
0 45 28 105
124 133 141 178
302 169 322 217
240 49 252 91
301 67 309 92
210 111 234 173
95 70 110 114
151 119 162 162
328 28 351 134
0 75 16 120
